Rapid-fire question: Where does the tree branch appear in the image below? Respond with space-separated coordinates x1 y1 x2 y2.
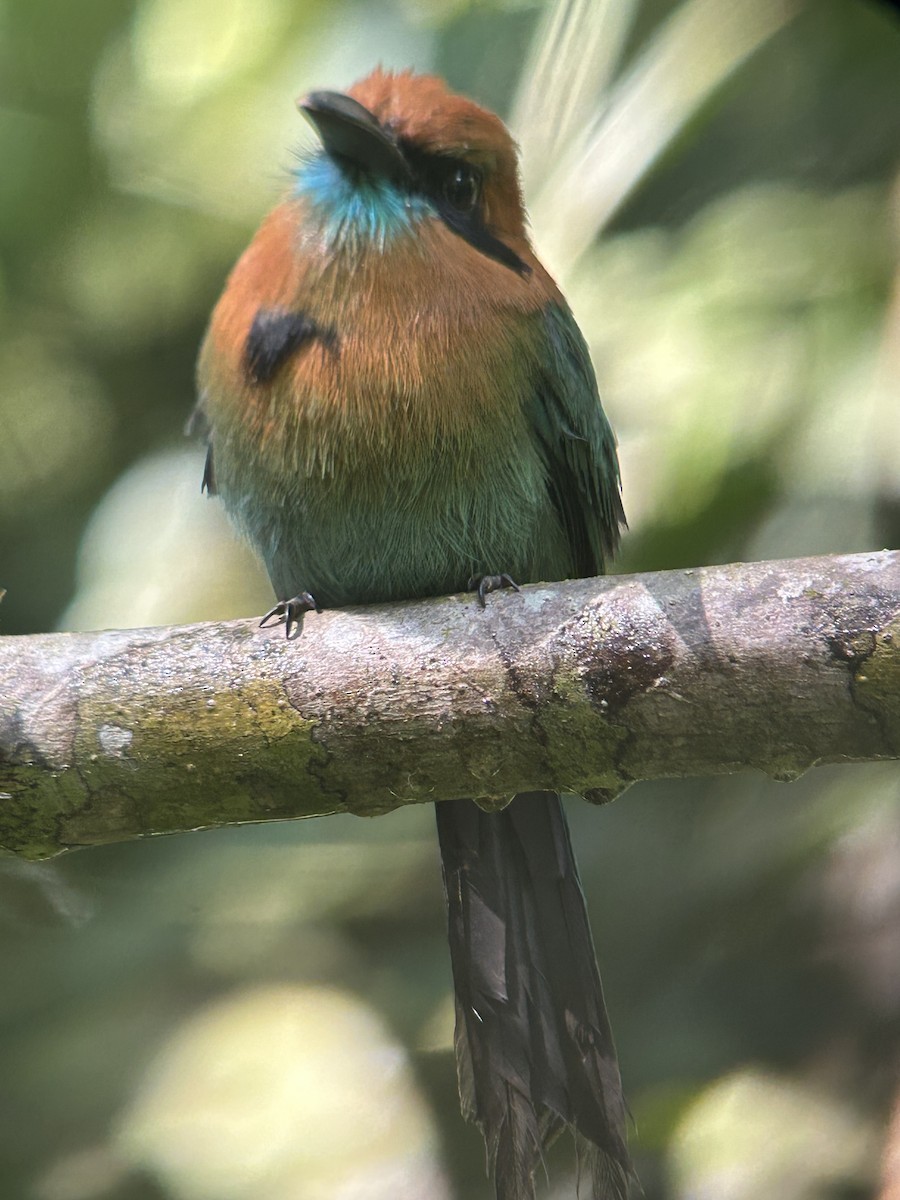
1 551 898 859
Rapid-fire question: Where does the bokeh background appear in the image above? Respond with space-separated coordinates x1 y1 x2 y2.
2 0 900 1196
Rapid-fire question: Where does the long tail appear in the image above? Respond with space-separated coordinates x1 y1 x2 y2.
435 792 631 1200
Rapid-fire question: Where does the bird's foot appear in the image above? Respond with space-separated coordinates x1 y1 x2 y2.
260 592 320 639
468 573 521 609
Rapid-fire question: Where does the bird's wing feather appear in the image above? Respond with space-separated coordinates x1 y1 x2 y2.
528 302 625 577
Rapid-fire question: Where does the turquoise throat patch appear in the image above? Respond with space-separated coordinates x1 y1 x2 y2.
294 153 433 250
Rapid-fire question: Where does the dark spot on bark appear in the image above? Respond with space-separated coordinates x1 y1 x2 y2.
817 589 897 671
825 630 876 670
581 636 676 715
0 708 49 771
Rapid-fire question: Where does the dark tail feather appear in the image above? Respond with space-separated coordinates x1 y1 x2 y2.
435 792 631 1200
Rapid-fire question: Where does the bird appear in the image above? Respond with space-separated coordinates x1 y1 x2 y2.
192 68 631 1200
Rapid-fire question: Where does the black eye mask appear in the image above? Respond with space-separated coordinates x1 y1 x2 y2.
400 143 530 278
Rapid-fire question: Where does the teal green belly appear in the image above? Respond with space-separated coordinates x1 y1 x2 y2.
220 441 573 608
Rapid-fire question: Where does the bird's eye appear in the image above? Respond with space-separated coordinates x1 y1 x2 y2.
443 165 480 213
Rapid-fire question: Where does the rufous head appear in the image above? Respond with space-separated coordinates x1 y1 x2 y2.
296 68 529 272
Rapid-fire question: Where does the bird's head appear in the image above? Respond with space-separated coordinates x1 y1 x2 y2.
295 68 529 275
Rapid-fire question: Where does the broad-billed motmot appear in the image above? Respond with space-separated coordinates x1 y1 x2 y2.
193 68 631 1200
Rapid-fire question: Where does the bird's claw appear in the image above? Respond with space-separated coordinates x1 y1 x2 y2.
260 592 320 638
468 573 521 609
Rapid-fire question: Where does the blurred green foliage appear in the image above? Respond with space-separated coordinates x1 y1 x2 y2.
1 0 900 1198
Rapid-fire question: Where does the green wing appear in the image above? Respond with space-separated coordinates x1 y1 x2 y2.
528 302 626 577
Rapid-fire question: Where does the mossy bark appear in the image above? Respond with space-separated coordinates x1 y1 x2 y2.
1 550 898 859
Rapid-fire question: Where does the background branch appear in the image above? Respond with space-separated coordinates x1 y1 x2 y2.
1 550 898 860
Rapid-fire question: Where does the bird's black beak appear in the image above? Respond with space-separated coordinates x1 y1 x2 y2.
298 91 412 186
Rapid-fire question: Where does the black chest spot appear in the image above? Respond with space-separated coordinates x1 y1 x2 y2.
244 307 338 384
